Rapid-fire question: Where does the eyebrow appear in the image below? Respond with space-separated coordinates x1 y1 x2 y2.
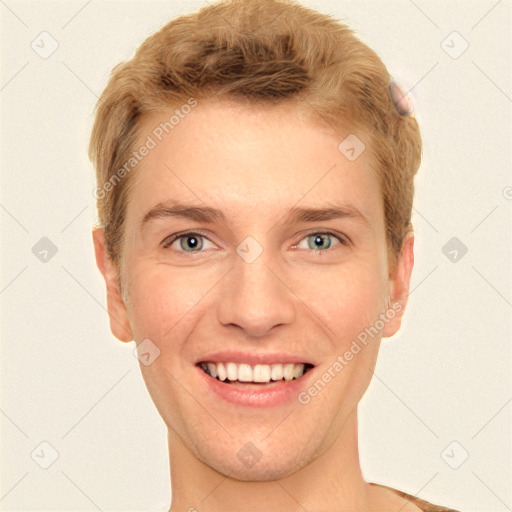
140 200 371 232
140 202 226 230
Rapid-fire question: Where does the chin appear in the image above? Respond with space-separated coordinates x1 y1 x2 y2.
191 433 319 482
204 452 310 482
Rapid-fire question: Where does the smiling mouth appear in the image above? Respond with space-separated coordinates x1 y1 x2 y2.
197 361 314 384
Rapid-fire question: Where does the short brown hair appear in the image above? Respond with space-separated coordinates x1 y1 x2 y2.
89 0 421 273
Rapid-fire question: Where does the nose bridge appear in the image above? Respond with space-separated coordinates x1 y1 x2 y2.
216 240 295 337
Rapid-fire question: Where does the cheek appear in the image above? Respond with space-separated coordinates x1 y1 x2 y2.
291 261 389 344
123 263 208 343
293 266 387 418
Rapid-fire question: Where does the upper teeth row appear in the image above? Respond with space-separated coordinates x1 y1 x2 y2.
201 362 307 382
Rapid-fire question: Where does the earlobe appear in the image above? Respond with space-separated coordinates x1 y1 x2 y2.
382 232 414 338
92 227 133 343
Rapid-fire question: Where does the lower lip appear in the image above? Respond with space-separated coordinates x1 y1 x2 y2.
196 365 315 407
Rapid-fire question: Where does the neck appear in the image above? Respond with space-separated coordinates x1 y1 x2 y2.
167 408 372 512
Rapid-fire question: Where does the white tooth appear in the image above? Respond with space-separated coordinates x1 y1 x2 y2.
212 361 303 383
293 363 305 379
283 364 295 381
226 362 238 381
253 364 271 383
271 364 284 381
217 362 227 381
238 363 253 382
207 362 217 378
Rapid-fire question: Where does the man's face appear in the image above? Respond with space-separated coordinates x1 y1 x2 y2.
95 99 411 480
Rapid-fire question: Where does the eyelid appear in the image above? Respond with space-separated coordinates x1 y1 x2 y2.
293 228 350 247
160 229 213 249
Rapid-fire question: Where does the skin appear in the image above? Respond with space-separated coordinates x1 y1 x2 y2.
93 99 417 512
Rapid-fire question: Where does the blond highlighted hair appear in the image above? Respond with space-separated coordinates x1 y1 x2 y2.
89 0 421 272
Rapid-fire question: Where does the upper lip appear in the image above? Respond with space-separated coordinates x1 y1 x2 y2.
196 351 317 367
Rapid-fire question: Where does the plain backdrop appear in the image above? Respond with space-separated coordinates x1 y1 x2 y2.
1 1 511 511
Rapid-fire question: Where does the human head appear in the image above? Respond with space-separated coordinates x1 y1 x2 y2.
90 0 420 488
89 0 422 285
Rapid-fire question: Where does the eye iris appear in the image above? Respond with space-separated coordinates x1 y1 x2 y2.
309 234 331 250
181 235 201 251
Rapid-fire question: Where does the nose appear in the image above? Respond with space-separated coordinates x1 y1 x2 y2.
216 251 296 338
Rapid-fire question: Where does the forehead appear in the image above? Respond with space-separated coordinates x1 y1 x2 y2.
127 99 381 226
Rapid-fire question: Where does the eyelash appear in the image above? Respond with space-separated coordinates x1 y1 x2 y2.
161 230 348 254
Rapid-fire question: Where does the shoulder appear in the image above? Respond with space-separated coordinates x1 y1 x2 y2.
369 482 463 512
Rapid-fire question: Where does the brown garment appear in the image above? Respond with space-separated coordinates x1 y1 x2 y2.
372 483 462 511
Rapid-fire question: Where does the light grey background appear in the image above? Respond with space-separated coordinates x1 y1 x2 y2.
1 1 510 511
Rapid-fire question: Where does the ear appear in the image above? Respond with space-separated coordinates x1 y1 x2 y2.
382 231 414 338
92 227 133 342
